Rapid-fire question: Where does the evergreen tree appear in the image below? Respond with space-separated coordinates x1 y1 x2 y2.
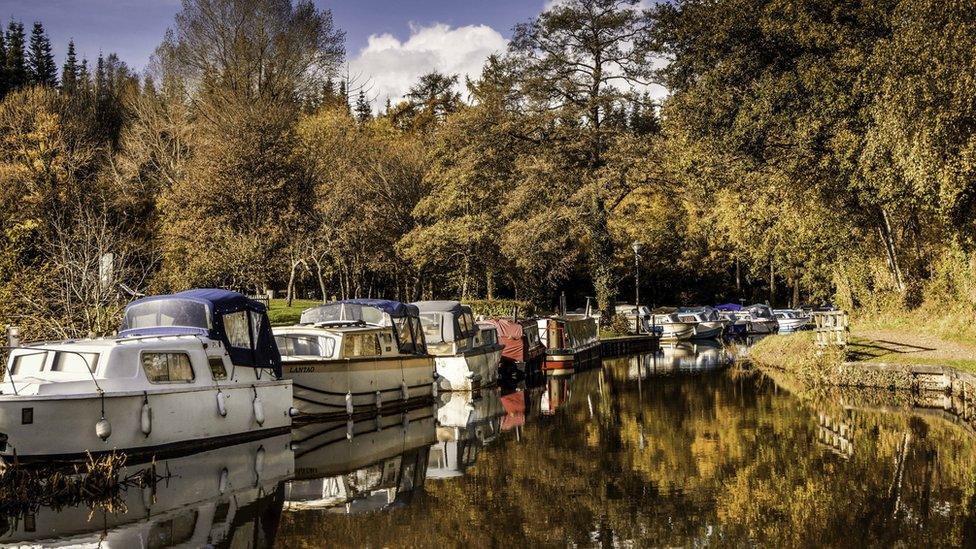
337 80 349 113
354 90 371 123
61 40 79 93
27 21 57 86
78 58 91 93
383 97 391 116
4 21 27 91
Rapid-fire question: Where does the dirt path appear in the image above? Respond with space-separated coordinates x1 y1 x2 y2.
849 329 976 362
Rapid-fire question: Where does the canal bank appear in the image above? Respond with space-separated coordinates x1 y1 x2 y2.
749 332 976 402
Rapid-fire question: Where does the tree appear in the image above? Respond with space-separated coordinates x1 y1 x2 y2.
61 40 79 94
506 0 658 316
391 71 460 132
27 21 57 87
354 89 371 123
0 31 7 98
4 21 27 91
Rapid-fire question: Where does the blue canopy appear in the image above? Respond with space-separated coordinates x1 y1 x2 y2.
715 303 743 311
120 289 282 377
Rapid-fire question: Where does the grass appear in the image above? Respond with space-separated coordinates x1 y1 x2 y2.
267 298 322 326
853 303 976 348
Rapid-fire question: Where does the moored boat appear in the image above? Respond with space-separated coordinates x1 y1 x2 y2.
481 317 545 377
743 304 779 334
677 306 727 339
413 301 503 391
773 309 810 332
537 313 600 374
651 312 697 342
274 299 436 417
0 289 293 465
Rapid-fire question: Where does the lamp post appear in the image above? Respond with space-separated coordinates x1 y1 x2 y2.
631 241 642 307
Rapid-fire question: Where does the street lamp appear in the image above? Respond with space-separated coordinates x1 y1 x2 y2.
631 240 642 308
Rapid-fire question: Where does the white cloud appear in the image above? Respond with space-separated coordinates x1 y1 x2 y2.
349 23 508 110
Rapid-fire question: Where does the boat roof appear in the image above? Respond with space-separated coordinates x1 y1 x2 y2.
307 299 418 318
413 300 466 316
275 324 390 335
129 288 268 314
715 303 743 311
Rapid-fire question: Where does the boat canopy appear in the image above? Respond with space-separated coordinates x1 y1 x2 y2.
120 289 281 376
746 304 774 319
715 303 743 311
300 299 426 355
677 306 721 321
413 301 477 344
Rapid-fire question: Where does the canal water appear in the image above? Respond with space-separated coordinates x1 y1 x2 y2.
6 340 976 547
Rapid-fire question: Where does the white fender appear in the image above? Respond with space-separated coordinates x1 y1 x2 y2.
218 467 229 494
432 379 438 398
253 396 265 426
375 391 383 409
346 419 354 440
141 483 154 509
140 402 152 436
345 392 354 415
401 382 409 401
96 417 112 441
217 391 228 417
254 446 266 476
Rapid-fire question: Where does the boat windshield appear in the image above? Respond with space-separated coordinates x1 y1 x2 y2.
122 299 210 331
303 304 387 325
419 313 444 343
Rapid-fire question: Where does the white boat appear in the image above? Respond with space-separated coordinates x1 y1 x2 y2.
676 307 726 339
650 313 696 341
284 408 435 513
773 309 810 332
0 289 293 464
0 432 294 547
743 304 779 334
274 299 436 417
413 301 504 391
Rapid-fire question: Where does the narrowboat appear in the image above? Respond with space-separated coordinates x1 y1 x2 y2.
274 299 436 417
481 317 545 376
537 314 600 374
0 289 293 464
413 301 503 391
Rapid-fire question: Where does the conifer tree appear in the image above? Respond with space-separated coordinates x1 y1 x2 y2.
354 90 371 123
27 21 57 86
78 58 91 93
61 40 79 93
337 80 349 113
4 21 27 91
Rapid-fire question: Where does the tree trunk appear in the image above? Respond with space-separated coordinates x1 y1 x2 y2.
286 260 298 307
792 271 800 308
486 267 495 300
735 257 741 293
312 256 327 302
879 208 905 291
768 259 775 307
461 253 471 300
589 194 616 320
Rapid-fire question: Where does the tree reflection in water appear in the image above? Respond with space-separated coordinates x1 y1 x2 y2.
276 352 976 547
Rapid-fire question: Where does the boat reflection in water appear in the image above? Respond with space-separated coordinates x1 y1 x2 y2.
427 389 505 478
0 434 294 547
284 406 436 514
619 340 732 378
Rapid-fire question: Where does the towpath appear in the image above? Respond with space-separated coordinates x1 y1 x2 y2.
848 328 976 372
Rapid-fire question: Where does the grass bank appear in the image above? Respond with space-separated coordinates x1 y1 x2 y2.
267 298 321 326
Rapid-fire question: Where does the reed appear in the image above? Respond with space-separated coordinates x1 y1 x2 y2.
0 452 160 528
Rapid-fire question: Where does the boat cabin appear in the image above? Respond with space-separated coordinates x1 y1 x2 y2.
413 301 484 356
299 299 426 355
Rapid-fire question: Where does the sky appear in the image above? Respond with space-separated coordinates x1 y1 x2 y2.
0 0 664 106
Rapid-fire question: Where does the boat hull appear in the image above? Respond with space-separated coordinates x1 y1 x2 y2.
284 356 436 417
777 318 809 332
658 322 696 341
543 342 602 374
0 380 292 463
746 319 779 335
691 322 724 340
435 345 502 391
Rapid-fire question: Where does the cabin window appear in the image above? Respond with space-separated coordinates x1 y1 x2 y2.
480 329 497 346
249 311 263 347
419 313 444 343
51 351 99 374
342 333 381 357
378 331 395 353
393 317 414 349
208 357 227 380
223 311 250 348
456 314 471 337
275 335 334 357
142 352 195 383
9 351 47 376
123 299 209 331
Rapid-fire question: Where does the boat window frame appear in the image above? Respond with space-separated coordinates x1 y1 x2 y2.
208 356 228 380
140 351 197 384
8 350 49 376
51 351 100 374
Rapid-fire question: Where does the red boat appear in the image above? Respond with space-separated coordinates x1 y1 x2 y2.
482 318 546 376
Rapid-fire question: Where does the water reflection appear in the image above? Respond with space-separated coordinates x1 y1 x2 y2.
12 343 976 547
0 434 293 547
